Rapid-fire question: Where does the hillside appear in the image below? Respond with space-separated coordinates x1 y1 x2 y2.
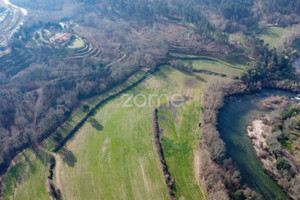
0 0 300 199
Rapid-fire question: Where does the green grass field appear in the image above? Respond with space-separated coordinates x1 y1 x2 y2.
2 148 50 200
68 37 85 49
170 52 246 68
2 71 147 200
170 52 245 76
169 52 202 59
2 54 238 200
258 26 286 47
43 71 146 151
57 104 169 200
189 59 243 76
55 66 208 200
157 68 208 199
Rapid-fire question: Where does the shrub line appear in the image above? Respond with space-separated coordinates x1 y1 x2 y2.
152 108 176 200
47 156 62 200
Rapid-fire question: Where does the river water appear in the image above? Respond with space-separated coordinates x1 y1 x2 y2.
218 89 295 199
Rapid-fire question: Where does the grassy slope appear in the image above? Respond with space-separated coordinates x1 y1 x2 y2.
43 71 146 151
57 104 168 200
2 149 50 200
68 37 85 49
170 52 245 68
1 72 147 200
56 66 208 200
190 59 242 76
160 53 242 199
157 69 207 199
170 52 245 76
3 54 238 200
258 26 286 48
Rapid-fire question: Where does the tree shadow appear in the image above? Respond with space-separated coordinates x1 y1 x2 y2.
264 29 279 38
60 149 77 167
22 152 37 175
89 118 104 131
194 74 206 82
31 146 48 165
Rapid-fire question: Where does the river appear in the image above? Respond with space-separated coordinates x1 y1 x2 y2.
217 89 295 199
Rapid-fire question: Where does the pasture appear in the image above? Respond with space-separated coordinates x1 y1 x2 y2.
3 55 240 200
190 59 243 76
55 66 209 199
2 149 50 200
157 68 208 199
258 26 286 47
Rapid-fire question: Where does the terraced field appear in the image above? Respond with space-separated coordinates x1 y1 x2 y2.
0 1 32 80
68 37 85 49
0 48 34 78
32 26 103 62
67 39 102 60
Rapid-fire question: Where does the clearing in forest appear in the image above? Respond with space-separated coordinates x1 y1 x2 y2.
258 26 286 47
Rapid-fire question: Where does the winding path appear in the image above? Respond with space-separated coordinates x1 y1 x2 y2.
0 0 27 46
2 0 27 15
104 53 127 68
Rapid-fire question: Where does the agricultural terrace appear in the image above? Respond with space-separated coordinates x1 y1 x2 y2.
68 36 85 49
32 23 102 60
